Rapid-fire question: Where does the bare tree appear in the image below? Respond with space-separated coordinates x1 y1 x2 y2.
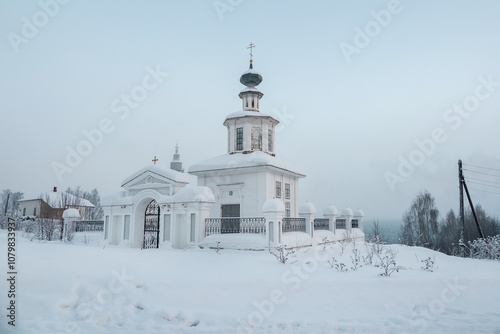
399 190 439 249
368 218 388 243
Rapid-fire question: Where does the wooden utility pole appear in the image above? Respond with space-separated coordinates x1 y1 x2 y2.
458 160 465 255
458 160 484 250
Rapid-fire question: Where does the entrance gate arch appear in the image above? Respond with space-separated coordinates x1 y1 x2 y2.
143 199 160 249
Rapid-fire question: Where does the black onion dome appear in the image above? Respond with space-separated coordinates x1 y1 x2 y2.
240 64 263 87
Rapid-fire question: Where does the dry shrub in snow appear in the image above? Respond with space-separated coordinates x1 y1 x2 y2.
468 235 500 261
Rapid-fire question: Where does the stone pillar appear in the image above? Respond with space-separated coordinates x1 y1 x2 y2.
197 202 213 243
299 202 316 238
62 209 80 242
262 199 285 247
323 205 338 235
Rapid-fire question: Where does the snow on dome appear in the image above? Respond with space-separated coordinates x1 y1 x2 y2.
121 165 189 187
62 208 80 219
340 207 353 217
354 209 364 217
298 202 316 215
173 185 215 203
240 68 263 87
262 199 285 213
323 205 339 217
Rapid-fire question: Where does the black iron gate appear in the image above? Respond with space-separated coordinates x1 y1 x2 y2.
143 199 160 249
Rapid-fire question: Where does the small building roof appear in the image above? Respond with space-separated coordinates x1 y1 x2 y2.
20 191 94 208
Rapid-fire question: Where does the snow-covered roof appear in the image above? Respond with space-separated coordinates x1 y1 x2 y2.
121 165 189 187
21 191 94 208
173 185 215 203
188 151 306 176
224 110 278 123
102 186 214 206
262 199 285 213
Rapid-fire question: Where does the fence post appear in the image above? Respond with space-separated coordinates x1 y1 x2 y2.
323 205 338 235
299 202 316 238
62 209 80 241
262 199 285 247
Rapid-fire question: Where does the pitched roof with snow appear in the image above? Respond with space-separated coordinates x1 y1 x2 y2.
121 165 189 187
188 151 306 177
21 191 95 208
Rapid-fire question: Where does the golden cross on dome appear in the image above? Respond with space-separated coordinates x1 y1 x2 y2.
152 156 158 165
247 42 255 62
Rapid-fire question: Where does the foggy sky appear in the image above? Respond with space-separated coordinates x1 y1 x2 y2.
1 0 500 222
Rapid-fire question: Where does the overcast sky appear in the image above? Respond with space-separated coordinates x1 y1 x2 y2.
1 0 500 222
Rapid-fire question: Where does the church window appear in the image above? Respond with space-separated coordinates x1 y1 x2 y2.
251 128 261 150
268 129 272 151
236 127 243 151
285 183 290 199
276 181 281 198
285 202 290 217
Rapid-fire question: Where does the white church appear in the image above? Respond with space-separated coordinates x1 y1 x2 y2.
102 47 364 250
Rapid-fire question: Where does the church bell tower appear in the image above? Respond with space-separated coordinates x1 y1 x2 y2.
223 43 279 156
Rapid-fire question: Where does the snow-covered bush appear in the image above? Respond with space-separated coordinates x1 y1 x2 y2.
375 247 402 277
350 245 362 271
363 237 384 265
328 257 348 272
468 235 500 261
272 244 295 264
420 256 436 272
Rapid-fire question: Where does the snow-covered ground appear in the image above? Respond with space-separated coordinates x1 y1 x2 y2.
1 230 500 334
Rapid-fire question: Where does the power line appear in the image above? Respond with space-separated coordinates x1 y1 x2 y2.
467 180 500 189
465 176 500 186
468 188 500 195
463 169 500 178
463 163 500 173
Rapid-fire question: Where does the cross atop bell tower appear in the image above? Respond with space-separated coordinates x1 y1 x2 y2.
247 42 255 68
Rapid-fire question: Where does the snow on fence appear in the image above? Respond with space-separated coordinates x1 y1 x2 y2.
282 217 306 233
205 217 266 236
313 218 329 231
73 220 104 232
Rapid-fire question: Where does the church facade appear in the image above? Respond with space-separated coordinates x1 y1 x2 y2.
188 58 305 219
102 50 364 250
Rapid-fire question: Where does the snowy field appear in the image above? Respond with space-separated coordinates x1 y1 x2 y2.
1 230 500 334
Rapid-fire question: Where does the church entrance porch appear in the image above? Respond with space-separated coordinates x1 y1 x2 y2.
143 199 160 249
